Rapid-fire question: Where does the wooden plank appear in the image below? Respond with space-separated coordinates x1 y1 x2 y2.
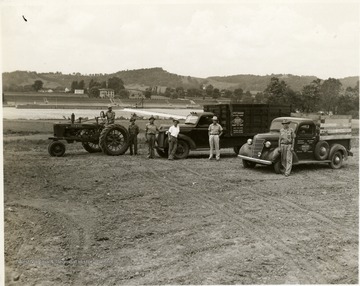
321 123 352 128
320 128 352 134
320 135 352 140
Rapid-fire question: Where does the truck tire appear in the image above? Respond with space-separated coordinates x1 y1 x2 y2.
273 160 285 174
48 141 66 157
82 142 102 153
99 124 129 156
233 146 241 154
242 160 256 168
174 140 190 159
156 148 168 158
329 151 343 169
314 141 330 160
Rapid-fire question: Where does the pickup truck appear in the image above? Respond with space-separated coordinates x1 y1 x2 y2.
238 115 353 173
156 104 291 159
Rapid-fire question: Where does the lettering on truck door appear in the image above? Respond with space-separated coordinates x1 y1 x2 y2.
295 123 316 160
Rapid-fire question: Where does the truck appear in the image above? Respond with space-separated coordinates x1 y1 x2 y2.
238 115 353 173
155 104 291 159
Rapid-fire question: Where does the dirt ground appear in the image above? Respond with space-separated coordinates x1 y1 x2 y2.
3 131 359 285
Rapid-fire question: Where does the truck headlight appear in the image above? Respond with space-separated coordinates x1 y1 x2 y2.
247 139 253 145
265 141 271 148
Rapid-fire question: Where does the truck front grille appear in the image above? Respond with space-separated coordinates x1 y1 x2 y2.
252 139 265 158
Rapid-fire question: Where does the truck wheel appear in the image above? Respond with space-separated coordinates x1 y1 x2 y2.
243 160 256 168
82 142 102 153
156 148 168 158
174 140 190 159
314 141 330 160
48 141 66 157
233 146 241 154
273 160 285 174
99 124 129 156
329 151 343 169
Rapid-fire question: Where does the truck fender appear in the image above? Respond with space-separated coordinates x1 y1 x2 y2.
239 143 252 156
177 134 197 150
270 147 299 164
270 147 281 162
329 144 348 160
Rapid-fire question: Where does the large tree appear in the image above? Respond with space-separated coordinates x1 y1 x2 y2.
300 79 322 113
242 91 253 103
264 77 288 105
233 88 243 100
337 81 359 117
71 81 78 92
320 78 342 114
32 80 43 91
205 84 214 97
108 77 125 94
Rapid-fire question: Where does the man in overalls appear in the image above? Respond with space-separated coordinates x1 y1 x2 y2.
278 119 296 177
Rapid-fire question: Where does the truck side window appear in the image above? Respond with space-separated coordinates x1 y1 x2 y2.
298 124 314 136
198 116 213 127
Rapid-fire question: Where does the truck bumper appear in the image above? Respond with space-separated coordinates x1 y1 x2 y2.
238 155 273 166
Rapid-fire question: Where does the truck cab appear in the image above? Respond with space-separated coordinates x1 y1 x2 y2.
238 116 353 173
156 112 216 159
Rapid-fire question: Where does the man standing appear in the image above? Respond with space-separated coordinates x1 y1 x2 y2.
278 119 296 177
208 116 223 161
166 119 180 160
128 117 139 155
105 105 115 124
145 115 159 159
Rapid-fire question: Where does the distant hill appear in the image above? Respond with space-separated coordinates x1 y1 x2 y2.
2 68 358 93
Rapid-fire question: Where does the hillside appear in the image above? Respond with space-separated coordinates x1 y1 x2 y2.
2 68 358 93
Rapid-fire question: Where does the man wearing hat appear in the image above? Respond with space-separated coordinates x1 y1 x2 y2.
128 117 140 155
145 115 159 159
278 119 296 177
208 116 223 161
166 118 180 160
105 105 115 125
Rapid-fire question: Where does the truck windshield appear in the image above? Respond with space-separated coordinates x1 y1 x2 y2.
184 114 199 124
270 120 298 132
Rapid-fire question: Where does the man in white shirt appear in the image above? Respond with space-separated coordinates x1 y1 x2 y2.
166 119 180 160
208 116 223 161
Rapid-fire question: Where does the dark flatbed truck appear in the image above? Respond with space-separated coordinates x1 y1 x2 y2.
156 104 291 159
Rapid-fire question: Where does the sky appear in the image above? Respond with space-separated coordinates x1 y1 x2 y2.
0 0 359 79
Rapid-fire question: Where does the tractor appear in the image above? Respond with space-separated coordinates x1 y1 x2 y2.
48 111 129 157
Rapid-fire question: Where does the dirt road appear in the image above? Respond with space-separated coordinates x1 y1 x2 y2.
4 139 358 285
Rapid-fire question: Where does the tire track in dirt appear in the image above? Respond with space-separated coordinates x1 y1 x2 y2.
7 200 100 286
165 161 356 283
144 163 323 283
170 161 356 276
175 161 357 236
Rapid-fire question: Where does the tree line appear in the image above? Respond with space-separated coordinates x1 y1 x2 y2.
12 75 360 117
159 77 359 117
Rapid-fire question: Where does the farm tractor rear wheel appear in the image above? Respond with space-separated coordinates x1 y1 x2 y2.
82 142 102 153
99 124 129 156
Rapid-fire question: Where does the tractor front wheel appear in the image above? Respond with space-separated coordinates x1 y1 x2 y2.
48 141 66 157
99 124 129 155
